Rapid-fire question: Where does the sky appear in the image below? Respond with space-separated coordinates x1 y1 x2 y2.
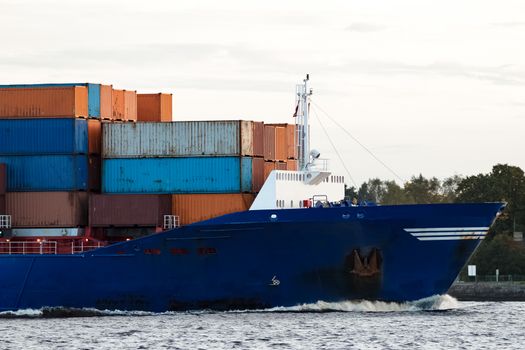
1 0 524 187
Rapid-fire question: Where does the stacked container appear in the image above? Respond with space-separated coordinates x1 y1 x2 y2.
264 123 298 172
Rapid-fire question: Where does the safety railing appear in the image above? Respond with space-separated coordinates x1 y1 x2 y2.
0 241 57 255
71 241 103 254
0 215 12 229
163 215 180 230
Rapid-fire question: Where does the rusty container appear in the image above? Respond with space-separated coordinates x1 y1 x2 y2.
264 161 276 180
264 125 276 160
276 161 287 170
137 93 173 122
0 163 6 194
124 90 137 122
0 86 88 118
100 85 112 119
251 157 265 192
5 192 88 227
286 124 296 159
112 89 125 120
275 126 287 161
87 119 101 154
252 122 264 157
0 194 5 214
286 159 298 171
89 194 171 227
171 193 255 226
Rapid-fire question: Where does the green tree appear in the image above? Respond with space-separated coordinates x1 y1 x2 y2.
404 174 442 204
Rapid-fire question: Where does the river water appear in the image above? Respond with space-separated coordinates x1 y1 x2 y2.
0 295 523 350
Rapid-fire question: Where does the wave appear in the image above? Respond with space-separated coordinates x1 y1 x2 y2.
0 295 459 318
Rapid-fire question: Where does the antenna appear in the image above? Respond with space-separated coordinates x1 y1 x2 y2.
295 74 313 170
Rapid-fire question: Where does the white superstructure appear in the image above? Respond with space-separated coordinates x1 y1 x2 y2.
249 75 346 210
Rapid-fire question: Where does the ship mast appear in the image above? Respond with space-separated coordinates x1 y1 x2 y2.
296 74 313 170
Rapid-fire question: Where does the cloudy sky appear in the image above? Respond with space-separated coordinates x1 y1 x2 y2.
1 0 524 186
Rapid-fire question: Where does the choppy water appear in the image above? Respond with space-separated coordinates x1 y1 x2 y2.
0 295 523 350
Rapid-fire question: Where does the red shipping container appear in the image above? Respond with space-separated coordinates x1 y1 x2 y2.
251 157 265 192
112 89 125 120
89 194 171 227
264 125 276 160
171 193 255 226
5 192 88 227
137 93 173 122
100 85 112 119
124 90 137 122
0 163 6 194
252 122 264 157
0 86 88 118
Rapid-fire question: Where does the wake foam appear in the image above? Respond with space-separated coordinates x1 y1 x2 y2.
261 294 459 313
0 295 460 318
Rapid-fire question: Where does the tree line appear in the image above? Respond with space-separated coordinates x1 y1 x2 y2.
345 164 525 276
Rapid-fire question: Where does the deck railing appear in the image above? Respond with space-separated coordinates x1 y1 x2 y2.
0 240 105 255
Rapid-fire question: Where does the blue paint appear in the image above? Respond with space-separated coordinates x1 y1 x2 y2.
0 202 504 312
0 155 89 191
0 83 101 118
0 119 88 155
102 157 253 194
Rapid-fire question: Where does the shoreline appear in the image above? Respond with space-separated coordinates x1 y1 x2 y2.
448 281 525 301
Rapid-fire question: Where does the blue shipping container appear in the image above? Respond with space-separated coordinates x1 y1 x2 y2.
0 155 89 191
0 119 88 155
0 83 100 118
102 157 253 194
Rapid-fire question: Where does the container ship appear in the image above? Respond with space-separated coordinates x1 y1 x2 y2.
0 77 503 311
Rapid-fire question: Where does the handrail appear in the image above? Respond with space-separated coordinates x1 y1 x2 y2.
0 240 106 255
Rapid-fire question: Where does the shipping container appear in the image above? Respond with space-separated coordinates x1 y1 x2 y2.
0 86 88 118
124 90 137 122
100 85 112 119
112 89 125 120
102 156 254 194
0 194 5 214
89 194 171 227
276 161 287 170
264 161 276 180
286 124 296 159
0 163 5 194
0 155 98 191
252 122 264 157
5 192 88 227
264 125 276 160
0 118 102 155
171 193 255 225
275 127 287 161
0 83 101 118
251 157 265 192
287 159 298 171
10 228 85 237
102 121 257 158
137 93 173 122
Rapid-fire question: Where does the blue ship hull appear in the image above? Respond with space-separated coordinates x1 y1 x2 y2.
0 203 503 312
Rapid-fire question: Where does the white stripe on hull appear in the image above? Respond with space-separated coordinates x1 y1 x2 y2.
404 227 489 241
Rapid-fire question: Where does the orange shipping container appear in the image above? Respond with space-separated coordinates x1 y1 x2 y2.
286 159 298 171
87 119 101 154
124 90 137 122
112 89 125 120
0 86 88 118
100 85 112 119
171 193 255 225
5 192 88 228
276 161 287 170
275 127 287 161
286 124 296 159
137 93 173 122
264 161 276 180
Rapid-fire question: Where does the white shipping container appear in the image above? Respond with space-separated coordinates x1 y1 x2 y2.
102 121 255 158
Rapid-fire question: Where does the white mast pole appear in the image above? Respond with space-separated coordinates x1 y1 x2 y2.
302 74 312 170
